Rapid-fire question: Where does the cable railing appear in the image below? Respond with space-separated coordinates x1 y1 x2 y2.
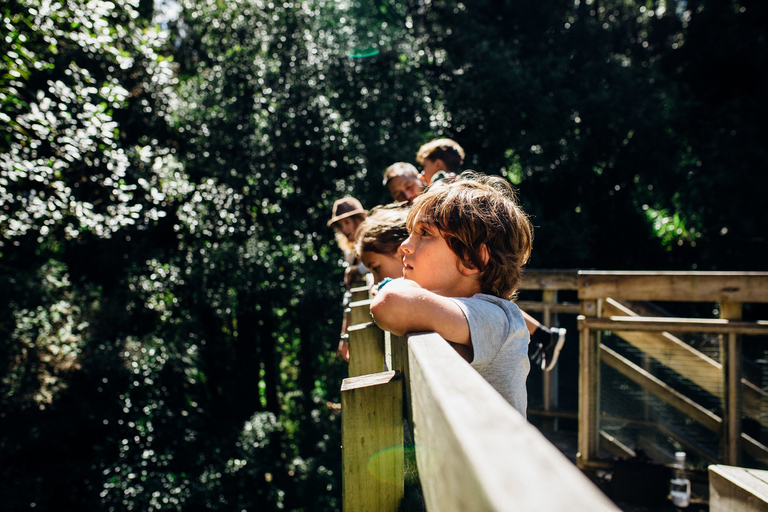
575 271 768 475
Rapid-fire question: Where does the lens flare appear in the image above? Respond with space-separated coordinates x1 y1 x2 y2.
367 444 443 484
346 45 380 58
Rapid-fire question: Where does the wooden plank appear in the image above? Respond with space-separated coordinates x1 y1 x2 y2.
351 284 371 302
347 322 386 378
721 302 743 466
515 301 581 315
742 433 768 467
600 344 722 432
580 316 768 335
342 371 404 512
388 333 411 426
520 269 579 290
602 299 725 398
578 271 768 302
578 304 602 469
594 299 768 426
349 298 373 326
541 290 558 427
408 333 619 512
709 464 768 512
599 430 636 459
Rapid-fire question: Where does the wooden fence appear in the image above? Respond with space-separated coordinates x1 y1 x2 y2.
340 277 619 511
576 271 768 472
340 270 768 509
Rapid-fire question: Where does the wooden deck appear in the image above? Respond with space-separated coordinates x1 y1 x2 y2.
342 270 768 511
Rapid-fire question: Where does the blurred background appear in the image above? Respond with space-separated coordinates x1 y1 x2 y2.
1 0 766 510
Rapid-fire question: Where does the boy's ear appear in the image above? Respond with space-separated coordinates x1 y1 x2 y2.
459 244 490 276
479 244 490 266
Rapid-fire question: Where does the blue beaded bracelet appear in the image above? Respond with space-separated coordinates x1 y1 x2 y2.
377 277 394 291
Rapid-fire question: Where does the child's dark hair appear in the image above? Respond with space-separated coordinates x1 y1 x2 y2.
406 172 532 299
416 138 465 173
354 203 410 258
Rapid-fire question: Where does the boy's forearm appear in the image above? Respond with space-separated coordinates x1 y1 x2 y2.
369 282 420 336
369 279 471 344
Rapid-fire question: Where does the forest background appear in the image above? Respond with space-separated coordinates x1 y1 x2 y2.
1 0 766 510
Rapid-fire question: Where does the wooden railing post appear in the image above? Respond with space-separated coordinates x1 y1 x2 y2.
721 301 743 466
348 322 386 378
542 289 558 430
342 371 404 511
350 298 373 325
578 294 601 470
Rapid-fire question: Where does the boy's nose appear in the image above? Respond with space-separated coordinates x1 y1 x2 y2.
400 237 413 254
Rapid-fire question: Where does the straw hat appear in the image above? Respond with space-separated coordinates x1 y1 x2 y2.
327 197 367 226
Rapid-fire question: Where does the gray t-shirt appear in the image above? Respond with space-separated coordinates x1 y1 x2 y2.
450 293 530 416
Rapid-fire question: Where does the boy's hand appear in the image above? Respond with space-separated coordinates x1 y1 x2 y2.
369 278 471 346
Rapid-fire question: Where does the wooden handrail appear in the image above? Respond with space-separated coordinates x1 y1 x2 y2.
577 270 768 471
578 270 768 302
580 316 768 335
407 333 618 511
341 289 619 511
342 270 768 510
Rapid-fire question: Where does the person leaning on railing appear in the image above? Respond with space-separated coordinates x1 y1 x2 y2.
379 139 566 372
369 171 533 416
327 196 369 362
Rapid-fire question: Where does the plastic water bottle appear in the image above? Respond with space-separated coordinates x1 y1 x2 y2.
670 451 691 508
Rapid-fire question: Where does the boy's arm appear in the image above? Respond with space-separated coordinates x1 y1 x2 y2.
369 278 471 346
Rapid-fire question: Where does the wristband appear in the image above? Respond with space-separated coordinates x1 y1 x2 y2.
377 277 394 291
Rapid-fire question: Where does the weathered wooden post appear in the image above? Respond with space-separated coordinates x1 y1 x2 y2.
721 300 743 466
341 371 404 511
348 322 386 378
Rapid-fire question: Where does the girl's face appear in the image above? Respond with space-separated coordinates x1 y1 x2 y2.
336 216 362 242
361 247 405 284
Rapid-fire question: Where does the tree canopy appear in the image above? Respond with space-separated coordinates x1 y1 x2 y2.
1 0 766 510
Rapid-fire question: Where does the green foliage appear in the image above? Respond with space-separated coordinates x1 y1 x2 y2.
1 0 767 510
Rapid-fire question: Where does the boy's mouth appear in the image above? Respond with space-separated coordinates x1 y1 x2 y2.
403 258 413 271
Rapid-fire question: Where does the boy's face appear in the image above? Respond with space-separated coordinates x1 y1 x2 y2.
361 247 405 284
335 216 361 242
401 216 475 296
386 175 424 204
420 158 443 183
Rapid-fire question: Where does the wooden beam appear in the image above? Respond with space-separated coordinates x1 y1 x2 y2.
347 322 386 378
721 302 743 466
349 298 373 326
593 299 768 426
579 303 602 469
709 465 768 512
600 344 722 432
599 430 636 459
350 284 371 302
520 269 580 290
407 333 619 511
580 316 768 336
341 371 404 512
578 271 768 302
515 301 581 315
